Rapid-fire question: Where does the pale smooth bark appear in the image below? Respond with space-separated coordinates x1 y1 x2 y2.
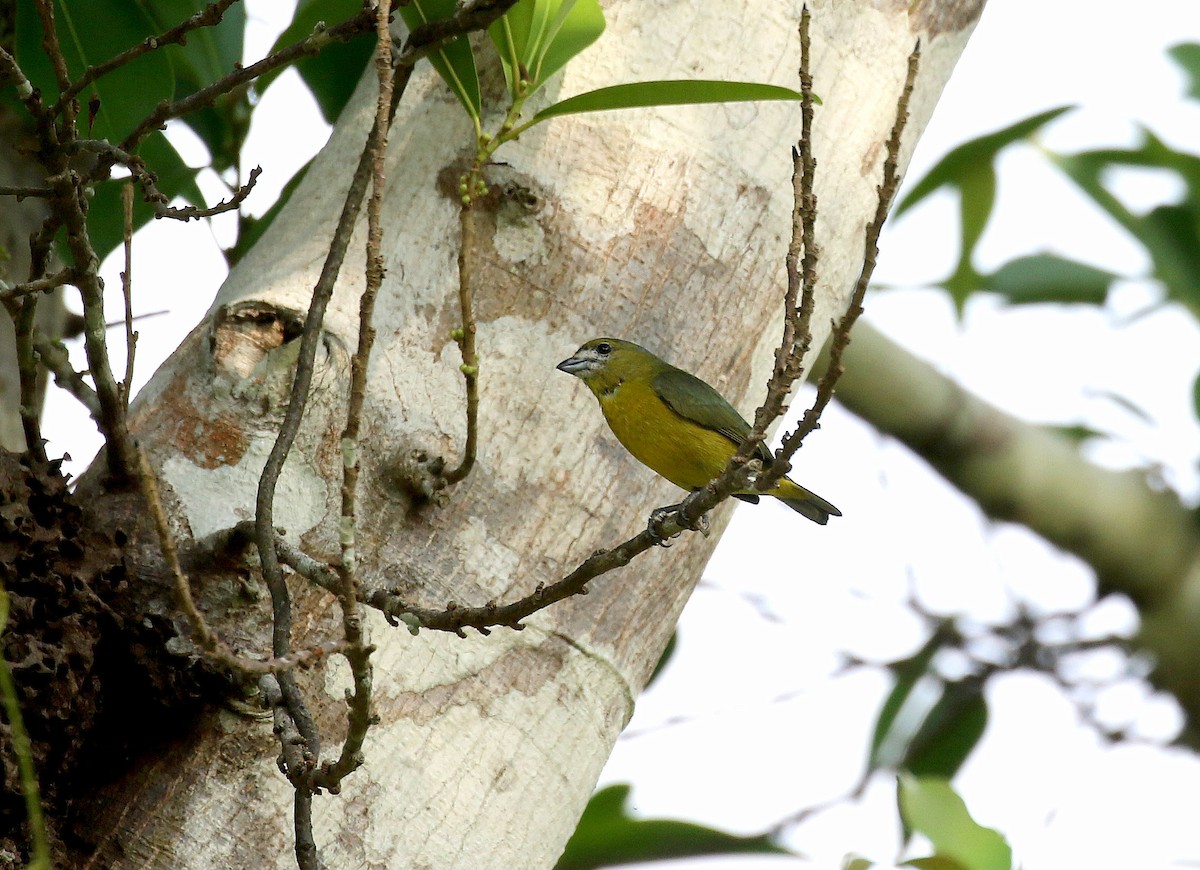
76 2 985 866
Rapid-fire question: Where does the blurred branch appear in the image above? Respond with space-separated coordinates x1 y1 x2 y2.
819 320 1200 728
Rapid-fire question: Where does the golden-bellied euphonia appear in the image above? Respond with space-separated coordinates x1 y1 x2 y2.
557 338 840 525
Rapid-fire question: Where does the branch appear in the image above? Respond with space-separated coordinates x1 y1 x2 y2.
770 38 920 472
156 166 262 221
308 0 397 798
0 267 77 302
117 11 377 155
51 0 242 115
0 185 53 200
442 199 479 484
819 320 1200 724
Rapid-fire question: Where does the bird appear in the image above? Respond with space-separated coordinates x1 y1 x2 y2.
557 337 840 525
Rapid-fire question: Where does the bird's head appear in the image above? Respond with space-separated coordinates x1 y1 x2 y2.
556 338 659 394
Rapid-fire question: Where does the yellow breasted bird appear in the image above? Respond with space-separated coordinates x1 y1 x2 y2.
557 338 841 525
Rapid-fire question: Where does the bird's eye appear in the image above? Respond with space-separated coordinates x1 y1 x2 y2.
596 342 612 356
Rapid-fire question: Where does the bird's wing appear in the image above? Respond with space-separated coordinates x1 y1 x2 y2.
651 367 772 462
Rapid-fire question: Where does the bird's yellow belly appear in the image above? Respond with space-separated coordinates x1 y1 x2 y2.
598 382 737 492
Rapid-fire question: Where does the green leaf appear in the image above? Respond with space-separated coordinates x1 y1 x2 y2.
895 106 1073 219
531 0 605 89
144 0 248 166
86 131 204 264
904 857 972 870
944 165 995 309
844 858 876 870
488 1 534 95
398 0 481 124
532 79 809 124
869 625 955 772
1169 43 1200 101
894 107 1071 311
1044 423 1107 444
145 0 244 84
555 785 791 870
898 776 1012 870
259 0 375 123
903 687 987 781
984 253 1117 305
1052 133 1200 316
15 0 175 143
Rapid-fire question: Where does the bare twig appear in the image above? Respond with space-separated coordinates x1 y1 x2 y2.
309 0 396 798
775 39 920 462
34 1 73 111
0 185 53 199
120 183 137 408
117 12 377 155
157 166 263 221
656 6 827 530
443 200 479 484
13 298 46 461
55 170 138 477
0 267 77 302
31 330 100 417
251 0 518 827
51 0 242 115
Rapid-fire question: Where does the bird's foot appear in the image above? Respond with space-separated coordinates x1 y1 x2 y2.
647 502 710 546
647 502 684 547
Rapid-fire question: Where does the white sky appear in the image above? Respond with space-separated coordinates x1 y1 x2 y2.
38 1 1200 868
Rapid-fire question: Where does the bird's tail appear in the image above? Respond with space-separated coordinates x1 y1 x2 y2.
774 479 842 525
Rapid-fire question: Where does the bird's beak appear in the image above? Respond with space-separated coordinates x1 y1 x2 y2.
556 355 588 375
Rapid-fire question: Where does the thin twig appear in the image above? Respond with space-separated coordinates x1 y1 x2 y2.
13 298 46 462
252 88 395 797
659 5 826 528
117 12 377 156
30 330 100 417
34 1 73 109
0 267 77 302
54 169 138 478
157 166 263 221
252 0 519 760
0 185 53 199
51 0 241 115
309 0 395 797
443 200 479 483
776 39 920 460
120 183 136 408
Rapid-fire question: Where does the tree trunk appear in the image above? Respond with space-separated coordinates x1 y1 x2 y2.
70 3 985 866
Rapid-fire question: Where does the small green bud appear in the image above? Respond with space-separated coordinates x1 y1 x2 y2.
398 612 421 636
450 327 465 341
461 194 472 206
458 181 469 195
459 364 477 375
